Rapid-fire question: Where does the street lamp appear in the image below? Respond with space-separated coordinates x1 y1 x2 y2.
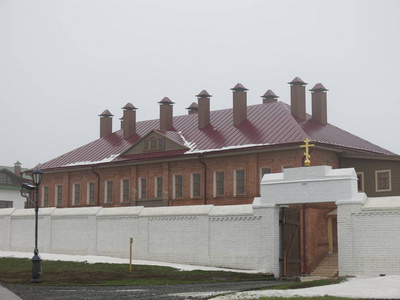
31 168 43 283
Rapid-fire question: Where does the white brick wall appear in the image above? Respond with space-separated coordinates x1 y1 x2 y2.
337 196 400 276
1 166 399 276
0 204 280 273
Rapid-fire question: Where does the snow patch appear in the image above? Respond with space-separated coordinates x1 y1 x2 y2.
61 154 120 167
185 143 271 154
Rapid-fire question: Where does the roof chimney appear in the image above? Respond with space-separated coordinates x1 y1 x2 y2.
310 83 328 125
99 109 113 138
261 90 279 103
159 97 174 131
288 77 307 120
186 102 198 114
122 103 137 139
231 83 248 126
14 161 22 176
196 90 212 129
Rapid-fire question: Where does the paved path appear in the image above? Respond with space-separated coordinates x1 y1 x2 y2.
0 284 22 300
1 281 280 300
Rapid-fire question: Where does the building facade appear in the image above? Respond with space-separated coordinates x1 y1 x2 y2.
35 77 400 209
0 161 28 209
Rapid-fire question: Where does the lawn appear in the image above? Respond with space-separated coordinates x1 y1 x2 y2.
0 257 273 285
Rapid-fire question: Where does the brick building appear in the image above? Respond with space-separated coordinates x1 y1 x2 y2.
35 77 399 209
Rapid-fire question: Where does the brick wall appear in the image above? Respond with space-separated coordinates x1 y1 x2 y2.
39 147 339 209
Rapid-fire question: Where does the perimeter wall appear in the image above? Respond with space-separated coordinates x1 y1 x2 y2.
0 203 280 274
1 165 399 276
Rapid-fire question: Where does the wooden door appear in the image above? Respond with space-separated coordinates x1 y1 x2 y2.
281 207 301 276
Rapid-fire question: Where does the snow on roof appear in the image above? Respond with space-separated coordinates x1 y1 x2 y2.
39 101 397 170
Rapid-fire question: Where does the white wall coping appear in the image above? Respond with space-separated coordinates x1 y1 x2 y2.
209 205 253 216
336 193 367 205
362 196 400 210
261 166 357 186
11 207 56 217
51 207 102 217
96 206 144 217
0 208 16 216
139 205 214 217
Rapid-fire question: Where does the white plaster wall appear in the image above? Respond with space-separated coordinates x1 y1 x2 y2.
0 204 279 273
337 196 400 276
0 190 26 209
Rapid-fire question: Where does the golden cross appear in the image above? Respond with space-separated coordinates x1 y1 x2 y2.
300 138 315 167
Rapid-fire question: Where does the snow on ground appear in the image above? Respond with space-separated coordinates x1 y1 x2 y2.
1 251 399 299
213 276 400 299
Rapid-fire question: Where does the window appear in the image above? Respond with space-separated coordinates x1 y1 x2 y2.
43 186 49 207
105 181 113 203
356 172 364 192
260 167 271 181
87 182 95 205
73 184 81 205
155 177 163 198
56 185 63 206
214 171 225 197
0 173 12 185
174 175 183 198
144 136 165 151
139 178 147 199
376 170 391 192
121 179 130 202
191 173 201 198
282 165 294 171
235 170 245 196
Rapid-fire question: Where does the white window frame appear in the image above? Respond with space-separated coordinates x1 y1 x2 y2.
104 181 113 203
55 184 63 207
234 170 245 197
260 167 272 182
375 169 392 192
213 171 225 197
87 182 95 205
356 172 364 192
281 165 294 171
155 176 163 198
191 173 201 198
120 179 130 203
173 174 183 199
72 183 81 205
138 178 147 199
42 186 50 207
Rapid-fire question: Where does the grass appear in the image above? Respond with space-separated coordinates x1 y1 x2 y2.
0 257 273 285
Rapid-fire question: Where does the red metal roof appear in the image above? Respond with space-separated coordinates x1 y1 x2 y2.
39 101 396 170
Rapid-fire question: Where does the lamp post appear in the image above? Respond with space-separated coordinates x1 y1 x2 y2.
31 168 43 283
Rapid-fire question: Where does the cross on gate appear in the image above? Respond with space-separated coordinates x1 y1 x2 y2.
300 138 314 167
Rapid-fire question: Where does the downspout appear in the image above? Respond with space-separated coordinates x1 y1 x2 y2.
198 155 207 205
91 166 101 206
302 204 307 274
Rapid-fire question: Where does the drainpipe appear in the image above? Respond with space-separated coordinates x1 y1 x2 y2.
302 204 307 274
198 155 207 205
91 166 101 206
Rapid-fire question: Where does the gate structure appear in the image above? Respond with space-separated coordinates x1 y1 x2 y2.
280 207 301 276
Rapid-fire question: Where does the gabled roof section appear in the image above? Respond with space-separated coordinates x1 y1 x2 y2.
0 168 24 189
39 100 396 170
121 129 188 156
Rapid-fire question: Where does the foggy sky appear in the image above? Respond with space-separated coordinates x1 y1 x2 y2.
1 0 399 168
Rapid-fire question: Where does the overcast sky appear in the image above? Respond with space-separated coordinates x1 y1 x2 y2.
1 0 399 168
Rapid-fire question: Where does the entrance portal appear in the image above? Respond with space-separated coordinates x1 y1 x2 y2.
280 207 301 276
